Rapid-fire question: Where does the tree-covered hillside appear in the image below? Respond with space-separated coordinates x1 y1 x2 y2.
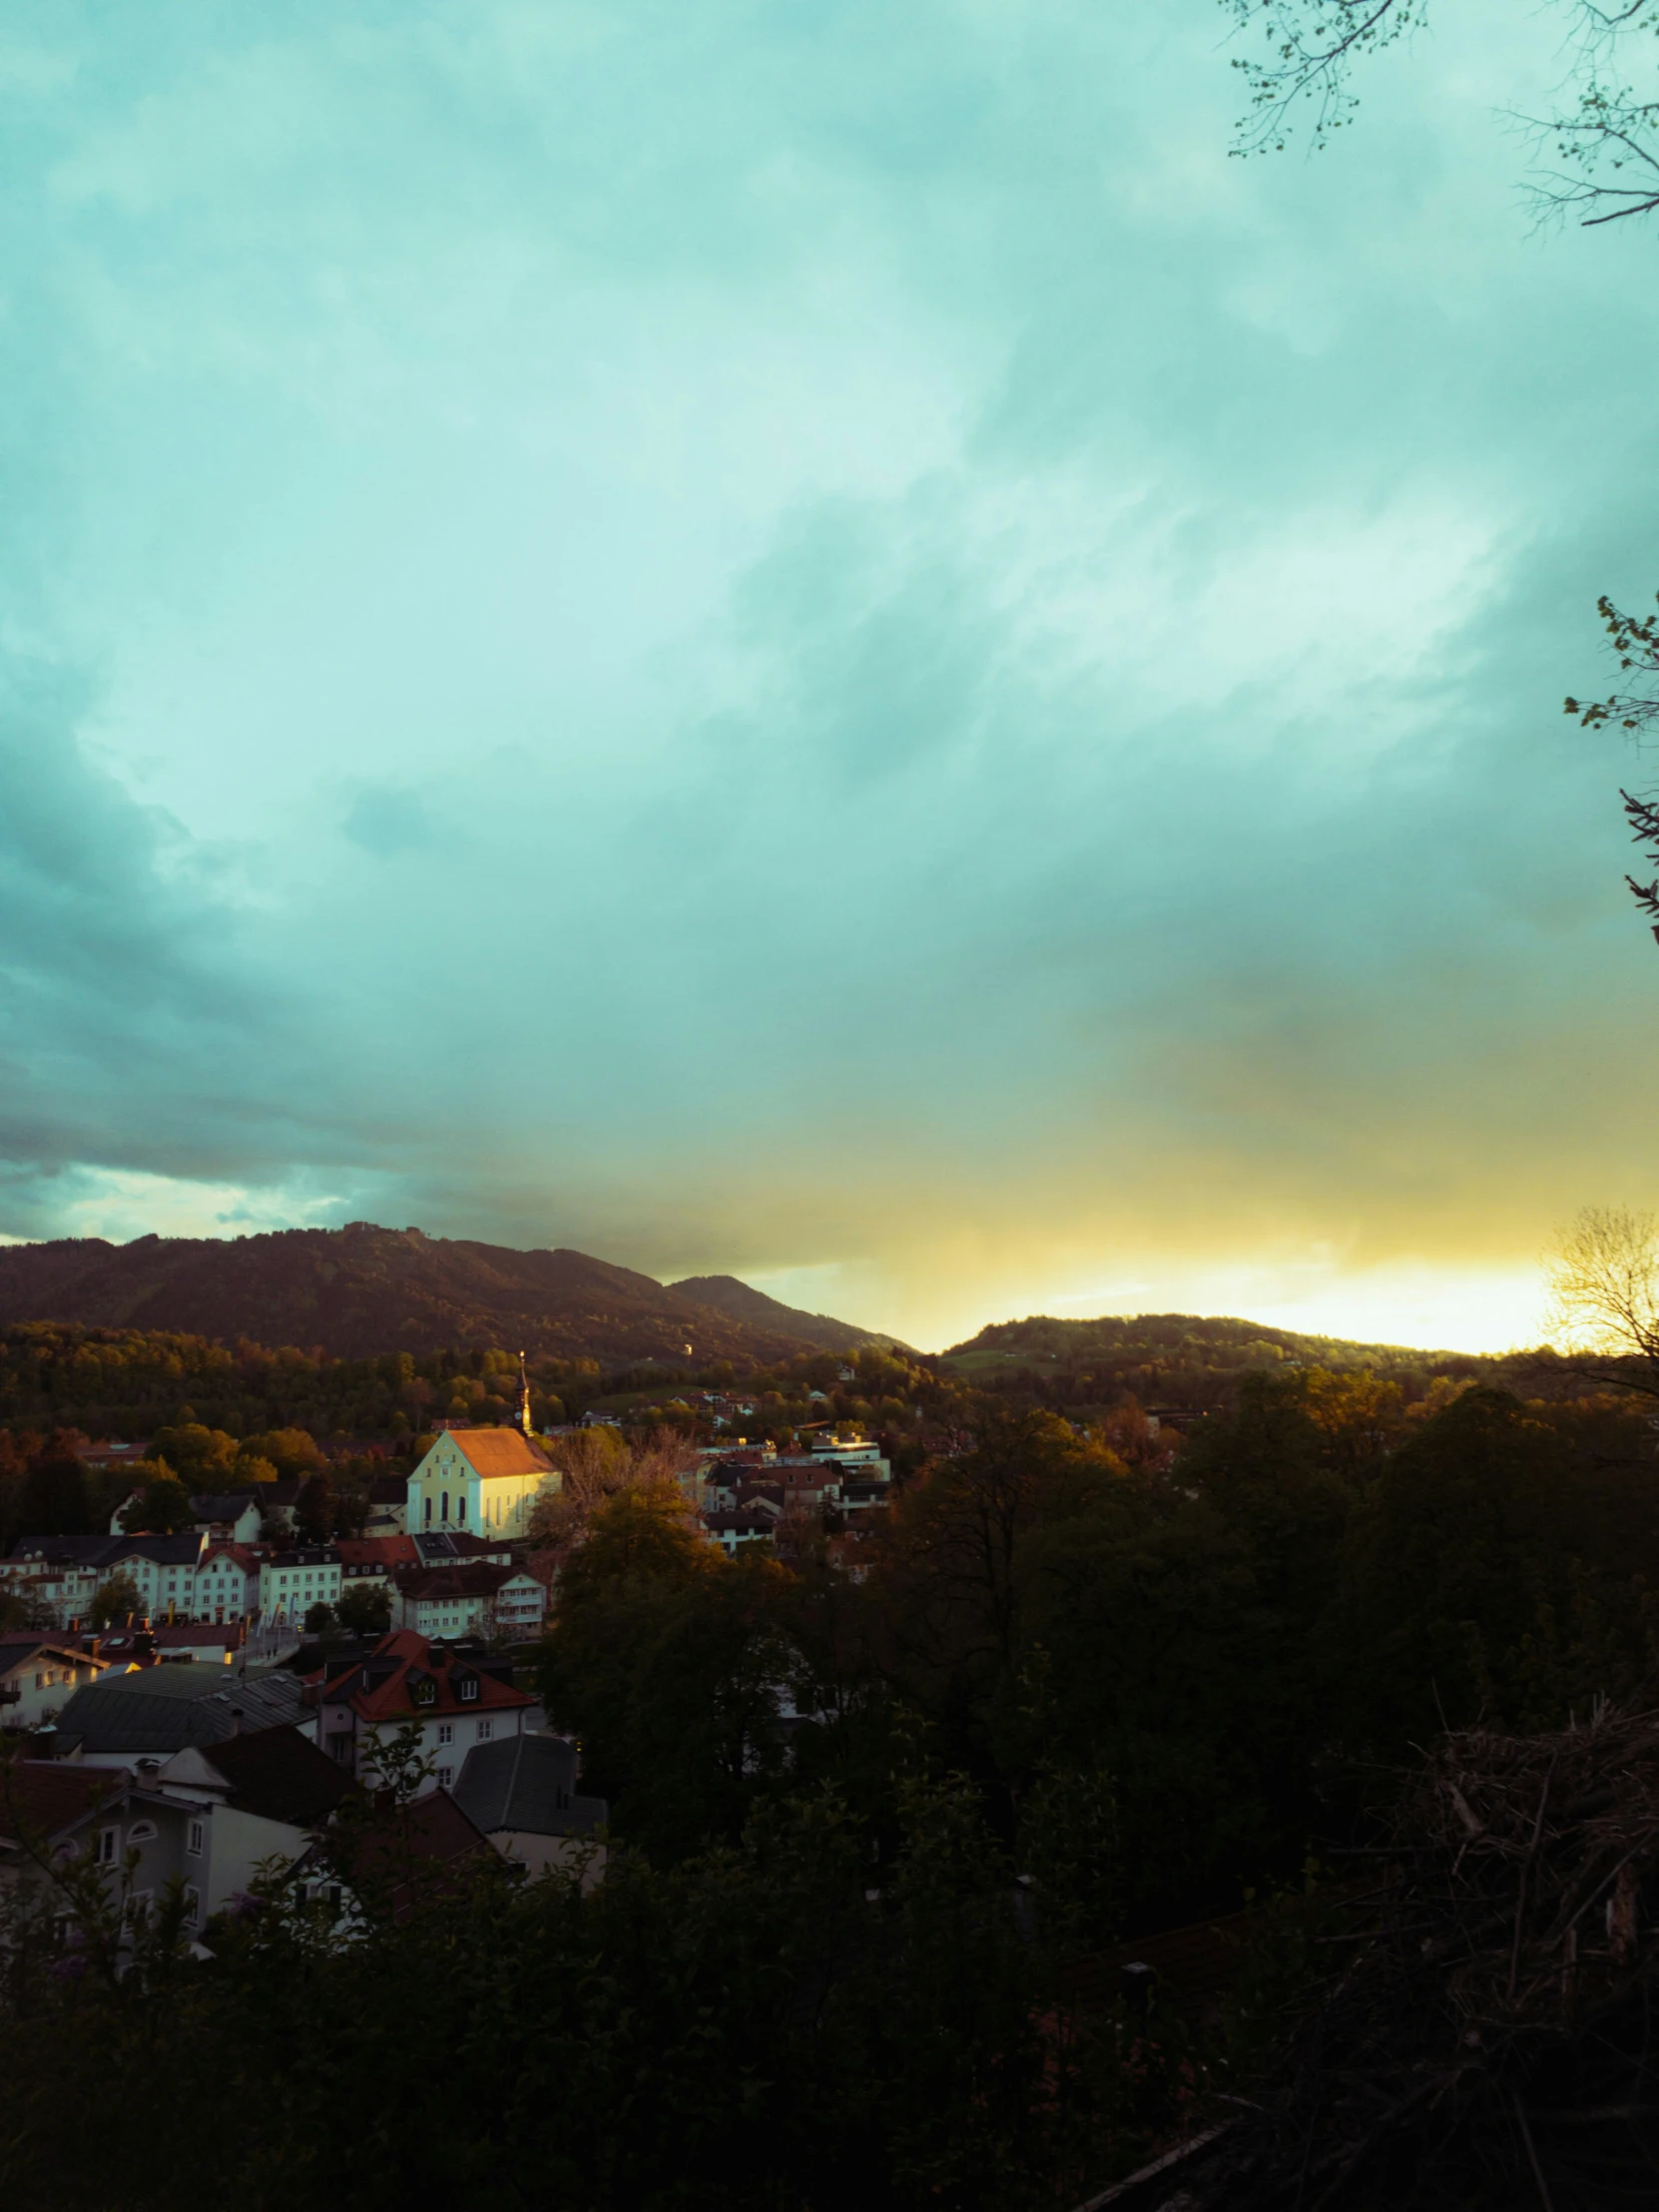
944 1312 1505 1416
0 1227 887 1367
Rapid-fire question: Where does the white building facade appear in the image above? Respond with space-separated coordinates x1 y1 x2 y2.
406 1426 557 1540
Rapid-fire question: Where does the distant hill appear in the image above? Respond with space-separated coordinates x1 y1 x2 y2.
0 1227 890 1368
668 1274 908 1357
941 1311 1503 1410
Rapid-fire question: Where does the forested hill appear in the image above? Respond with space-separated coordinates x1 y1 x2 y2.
943 1311 1506 1412
668 1274 911 1356
0 1227 886 1366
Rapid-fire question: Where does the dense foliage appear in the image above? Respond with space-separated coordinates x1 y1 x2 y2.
7 1342 1659 2201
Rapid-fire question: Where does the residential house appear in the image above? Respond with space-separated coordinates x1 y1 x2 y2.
78 1439 151 1479
0 1727 351 1940
295 1787 494 1926
191 1492 264 1544
0 1762 178 1923
259 1545 343 1626
151 1723 356 1918
362 1472 411 1534
406 1426 557 1539
392 1563 546 1640
702 1502 782 1554
453 1732 607 1880
308 1630 537 1796
0 1636 108 1728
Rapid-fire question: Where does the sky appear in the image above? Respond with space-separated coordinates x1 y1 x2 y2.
4 0 1659 1355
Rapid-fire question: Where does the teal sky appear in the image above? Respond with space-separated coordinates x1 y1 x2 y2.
4 0 1659 1352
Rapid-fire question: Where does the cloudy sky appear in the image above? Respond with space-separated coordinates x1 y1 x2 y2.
3 0 1658 1353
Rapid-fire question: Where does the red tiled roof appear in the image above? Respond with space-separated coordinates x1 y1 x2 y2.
0 1761 126 1849
312 1630 532 1725
337 1536 419 1569
395 1565 523 1601
200 1542 259 1569
337 1790 493 1922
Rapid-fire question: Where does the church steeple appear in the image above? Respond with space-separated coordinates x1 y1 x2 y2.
516 1351 533 1437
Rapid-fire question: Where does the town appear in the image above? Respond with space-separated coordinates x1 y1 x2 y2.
0 1366 900 1923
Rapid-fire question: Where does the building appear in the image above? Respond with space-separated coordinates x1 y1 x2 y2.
191 1492 265 1543
453 1732 607 1879
336 1534 419 1599
411 1530 515 1569
259 1546 343 1626
0 1635 108 1728
703 1502 782 1554
393 1563 546 1640
406 1426 557 1540
0 1726 353 1940
49 1665 308 1769
194 1541 262 1622
151 1723 356 1919
362 1472 410 1534
308 1630 539 1796
1 1532 212 1627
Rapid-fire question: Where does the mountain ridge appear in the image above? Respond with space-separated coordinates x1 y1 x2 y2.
0 1226 892 1368
668 1274 911 1356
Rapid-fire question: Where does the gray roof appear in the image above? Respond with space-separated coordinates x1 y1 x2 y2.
452 1733 606 1839
191 1492 260 1520
53 1667 305 1752
6 1532 205 1569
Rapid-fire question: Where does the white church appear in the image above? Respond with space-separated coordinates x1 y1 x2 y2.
405 1362 560 1537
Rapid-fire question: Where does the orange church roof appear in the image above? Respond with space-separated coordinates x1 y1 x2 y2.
440 1428 553 1479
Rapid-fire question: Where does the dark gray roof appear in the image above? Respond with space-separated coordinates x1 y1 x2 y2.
110 1533 208 1566
53 1667 305 1752
8 1535 124 1566
190 1491 260 1520
452 1734 606 1839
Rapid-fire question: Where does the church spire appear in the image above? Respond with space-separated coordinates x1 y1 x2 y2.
517 1351 533 1437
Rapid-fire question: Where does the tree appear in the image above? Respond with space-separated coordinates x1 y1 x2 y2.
18 1438 93 1535
89 1569 143 1628
294 1470 338 1543
336 1583 392 1636
120 1462 196 1534
1225 0 1659 228
1542 1205 1659 1391
240 1427 321 1481
148 1424 239 1485
303 1602 337 1635
1226 4 1659 934
528 1431 703 1555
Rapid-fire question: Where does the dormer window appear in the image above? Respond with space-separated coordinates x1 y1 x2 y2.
460 1678 478 1702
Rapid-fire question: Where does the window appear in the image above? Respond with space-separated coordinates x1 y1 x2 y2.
441 1490 449 1522
187 1820 205 1856
437 1765 453 1789
460 1679 478 1702
127 1821 157 1844
95 1828 119 1865
436 1722 453 1745
457 1494 467 1522
476 1718 493 1742
424 1496 432 1525
184 1886 200 1928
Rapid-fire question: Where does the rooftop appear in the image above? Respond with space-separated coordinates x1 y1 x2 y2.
453 1732 606 1840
